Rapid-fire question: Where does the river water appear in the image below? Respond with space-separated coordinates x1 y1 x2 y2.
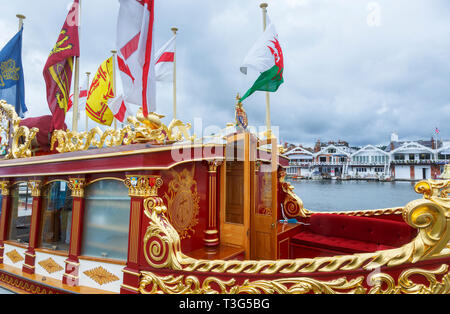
289 180 419 212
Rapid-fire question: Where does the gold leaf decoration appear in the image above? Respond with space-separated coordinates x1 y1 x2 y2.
164 165 200 239
140 264 450 294
6 250 24 264
83 266 119 286
38 258 64 274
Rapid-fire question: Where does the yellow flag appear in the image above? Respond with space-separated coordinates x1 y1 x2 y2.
86 57 115 126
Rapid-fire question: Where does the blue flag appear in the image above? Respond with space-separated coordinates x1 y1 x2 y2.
0 28 27 118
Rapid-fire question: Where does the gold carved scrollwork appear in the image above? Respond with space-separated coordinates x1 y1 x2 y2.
140 264 450 294
279 170 311 219
0 100 38 159
207 160 222 173
0 180 10 196
142 178 186 270
27 180 43 197
50 126 135 153
124 175 163 198
68 178 86 198
140 178 450 279
50 109 195 154
164 166 200 239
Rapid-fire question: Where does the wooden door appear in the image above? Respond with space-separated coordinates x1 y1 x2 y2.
251 138 278 260
219 133 251 258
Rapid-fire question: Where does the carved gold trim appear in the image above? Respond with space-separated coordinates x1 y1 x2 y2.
279 170 310 219
0 181 10 196
208 160 223 173
139 264 450 294
68 178 86 198
83 266 119 286
0 100 39 159
141 179 450 276
124 175 163 198
50 109 195 154
38 258 64 274
27 180 43 197
164 165 200 239
5 250 24 264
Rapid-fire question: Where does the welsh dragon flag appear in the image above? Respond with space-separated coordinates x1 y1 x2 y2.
240 18 284 102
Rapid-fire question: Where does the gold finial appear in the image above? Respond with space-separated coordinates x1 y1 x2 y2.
171 27 178 34
16 14 26 30
111 50 117 54
260 3 268 9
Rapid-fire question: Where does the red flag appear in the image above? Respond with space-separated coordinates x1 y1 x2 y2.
43 0 80 130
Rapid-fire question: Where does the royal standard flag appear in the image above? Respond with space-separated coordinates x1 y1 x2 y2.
85 57 115 126
0 28 27 118
240 17 284 103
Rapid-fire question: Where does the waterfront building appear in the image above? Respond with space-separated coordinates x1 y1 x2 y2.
283 146 314 178
435 141 450 176
311 143 355 178
348 145 390 179
386 138 440 180
283 133 449 181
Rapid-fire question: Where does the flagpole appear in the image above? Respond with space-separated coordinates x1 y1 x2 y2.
111 50 118 130
85 71 90 131
72 0 82 133
171 27 178 120
16 14 25 30
260 3 272 139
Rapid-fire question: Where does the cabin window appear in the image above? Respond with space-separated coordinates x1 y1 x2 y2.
81 179 130 260
8 183 32 244
40 181 72 252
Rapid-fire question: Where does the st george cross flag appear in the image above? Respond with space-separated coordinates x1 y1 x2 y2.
155 35 175 82
43 0 80 130
0 28 27 118
67 76 88 112
240 17 284 103
108 95 132 123
116 0 156 117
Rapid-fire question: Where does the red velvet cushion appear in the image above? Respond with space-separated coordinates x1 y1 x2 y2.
290 213 416 255
307 213 415 247
291 231 394 253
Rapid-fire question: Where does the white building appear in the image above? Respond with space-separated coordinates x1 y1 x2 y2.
389 141 436 180
284 146 314 178
311 144 353 178
348 145 390 179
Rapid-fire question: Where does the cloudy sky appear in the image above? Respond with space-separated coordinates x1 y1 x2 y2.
0 0 449 148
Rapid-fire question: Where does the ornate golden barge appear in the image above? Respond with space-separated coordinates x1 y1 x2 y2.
0 100 449 294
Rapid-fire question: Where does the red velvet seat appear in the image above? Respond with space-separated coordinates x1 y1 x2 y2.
291 213 416 255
